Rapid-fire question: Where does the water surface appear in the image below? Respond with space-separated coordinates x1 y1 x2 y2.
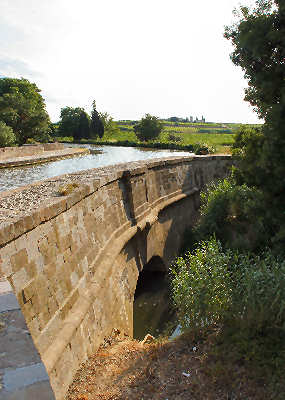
0 144 191 192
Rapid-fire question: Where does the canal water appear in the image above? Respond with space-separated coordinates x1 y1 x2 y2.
0 144 191 192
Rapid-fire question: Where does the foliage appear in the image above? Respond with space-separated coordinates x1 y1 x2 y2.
170 239 233 331
0 77 51 145
133 114 164 142
49 122 59 137
0 120 16 147
77 110 90 141
25 138 37 144
99 112 120 137
171 237 285 339
225 0 285 252
90 100 104 139
191 178 265 251
171 237 285 382
58 107 90 141
193 142 216 155
167 133 181 143
224 0 285 121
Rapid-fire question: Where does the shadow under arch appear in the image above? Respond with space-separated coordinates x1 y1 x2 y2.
133 255 174 340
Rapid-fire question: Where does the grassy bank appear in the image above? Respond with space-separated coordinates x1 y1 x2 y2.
55 127 236 154
54 121 264 154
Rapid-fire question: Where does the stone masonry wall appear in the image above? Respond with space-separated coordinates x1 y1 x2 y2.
0 155 232 399
0 143 64 160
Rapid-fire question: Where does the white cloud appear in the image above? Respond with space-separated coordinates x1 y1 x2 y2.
1 0 260 123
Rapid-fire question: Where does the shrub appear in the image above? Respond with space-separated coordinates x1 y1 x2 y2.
26 138 37 144
167 133 181 143
191 178 266 252
170 239 234 331
0 121 16 147
193 142 216 155
171 238 285 338
232 251 285 335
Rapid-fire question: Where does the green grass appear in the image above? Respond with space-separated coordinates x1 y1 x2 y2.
56 121 262 154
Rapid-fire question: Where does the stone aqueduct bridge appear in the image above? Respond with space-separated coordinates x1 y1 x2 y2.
0 155 232 399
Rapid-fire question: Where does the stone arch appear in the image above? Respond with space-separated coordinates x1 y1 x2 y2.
133 255 170 339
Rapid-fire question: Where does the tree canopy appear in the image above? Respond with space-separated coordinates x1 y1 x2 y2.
133 114 163 142
90 101 104 139
0 121 16 147
225 0 285 251
225 0 285 122
0 77 51 145
58 106 90 140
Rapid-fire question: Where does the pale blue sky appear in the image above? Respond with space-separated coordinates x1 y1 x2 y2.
0 0 260 123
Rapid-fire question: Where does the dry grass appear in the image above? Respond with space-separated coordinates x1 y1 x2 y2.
66 328 281 400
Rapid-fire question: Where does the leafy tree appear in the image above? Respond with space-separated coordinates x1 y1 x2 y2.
0 77 51 145
99 111 119 136
90 100 104 139
49 122 59 137
133 114 163 142
78 110 90 140
58 106 90 140
224 0 285 121
223 0 285 251
0 121 16 147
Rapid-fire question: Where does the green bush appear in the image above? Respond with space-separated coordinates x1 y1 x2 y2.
232 251 285 336
25 138 37 144
171 238 285 339
167 133 181 143
191 177 266 251
0 121 16 147
170 239 233 331
193 142 216 155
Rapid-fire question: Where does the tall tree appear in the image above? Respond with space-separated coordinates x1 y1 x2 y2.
90 101 104 139
225 0 285 250
78 110 90 140
0 77 51 144
58 106 86 140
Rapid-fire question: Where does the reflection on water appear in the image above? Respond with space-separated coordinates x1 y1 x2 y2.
0 144 191 192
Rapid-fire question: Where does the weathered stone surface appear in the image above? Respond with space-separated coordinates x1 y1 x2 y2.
0 155 232 399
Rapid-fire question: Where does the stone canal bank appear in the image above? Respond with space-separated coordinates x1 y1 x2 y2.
0 143 89 169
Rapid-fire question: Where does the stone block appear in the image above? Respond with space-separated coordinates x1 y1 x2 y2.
11 248 29 273
0 222 15 246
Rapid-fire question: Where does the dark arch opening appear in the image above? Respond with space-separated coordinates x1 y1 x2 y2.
133 256 174 340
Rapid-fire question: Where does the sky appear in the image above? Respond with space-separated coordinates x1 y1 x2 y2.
0 0 260 124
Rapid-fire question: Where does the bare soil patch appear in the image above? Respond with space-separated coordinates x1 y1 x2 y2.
66 329 279 400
